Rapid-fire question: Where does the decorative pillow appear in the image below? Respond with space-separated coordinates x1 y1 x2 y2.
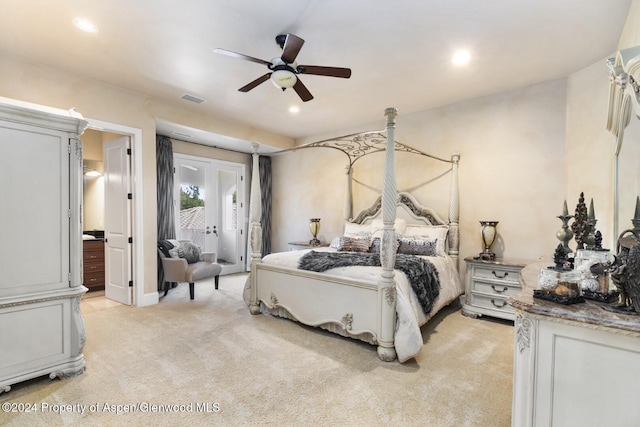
174 241 201 264
370 218 407 240
403 225 449 256
167 239 181 258
335 236 371 252
398 236 438 256
369 237 400 254
343 222 372 239
330 236 342 249
157 240 175 258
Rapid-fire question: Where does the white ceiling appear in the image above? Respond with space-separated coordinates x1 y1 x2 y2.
0 0 632 152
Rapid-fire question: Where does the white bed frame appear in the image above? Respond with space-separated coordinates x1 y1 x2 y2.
247 108 460 361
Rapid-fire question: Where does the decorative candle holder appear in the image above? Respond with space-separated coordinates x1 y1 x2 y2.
556 200 574 253
479 221 498 261
309 218 321 246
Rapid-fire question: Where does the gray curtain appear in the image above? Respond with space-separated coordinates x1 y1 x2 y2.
157 135 176 292
259 155 272 256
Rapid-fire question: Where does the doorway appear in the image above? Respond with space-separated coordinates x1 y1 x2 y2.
82 119 147 306
174 154 246 274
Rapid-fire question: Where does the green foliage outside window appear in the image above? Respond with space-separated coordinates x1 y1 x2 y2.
180 185 204 210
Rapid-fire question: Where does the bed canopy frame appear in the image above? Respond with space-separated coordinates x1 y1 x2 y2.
246 108 460 360
265 118 460 223
248 108 460 264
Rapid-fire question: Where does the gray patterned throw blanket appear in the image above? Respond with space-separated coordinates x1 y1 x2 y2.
298 251 440 315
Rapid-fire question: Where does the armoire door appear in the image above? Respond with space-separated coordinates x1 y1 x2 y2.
0 121 70 296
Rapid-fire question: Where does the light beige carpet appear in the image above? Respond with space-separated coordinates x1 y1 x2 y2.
1 273 514 426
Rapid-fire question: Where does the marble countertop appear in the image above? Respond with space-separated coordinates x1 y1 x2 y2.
463 256 531 268
508 261 640 334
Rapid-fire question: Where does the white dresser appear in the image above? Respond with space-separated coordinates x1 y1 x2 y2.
462 257 527 321
509 263 640 427
0 97 88 394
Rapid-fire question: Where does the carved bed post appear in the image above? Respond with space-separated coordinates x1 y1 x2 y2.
345 165 353 221
249 142 263 315
378 107 398 362
448 153 460 270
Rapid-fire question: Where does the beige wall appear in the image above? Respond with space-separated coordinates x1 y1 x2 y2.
82 129 104 230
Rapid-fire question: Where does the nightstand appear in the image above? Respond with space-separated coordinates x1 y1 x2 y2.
462 256 527 321
287 241 329 251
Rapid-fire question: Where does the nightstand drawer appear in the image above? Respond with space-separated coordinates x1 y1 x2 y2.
472 280 521 296
468 293 514 314
463 257 529 321
471 265 520 285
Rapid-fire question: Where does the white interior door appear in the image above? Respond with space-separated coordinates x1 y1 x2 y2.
103 136 132 305
174 155 246 275
214 164 245 274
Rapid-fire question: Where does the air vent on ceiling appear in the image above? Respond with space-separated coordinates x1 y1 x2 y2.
181 94 206 104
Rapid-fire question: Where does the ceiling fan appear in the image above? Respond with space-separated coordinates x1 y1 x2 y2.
214 33 351 102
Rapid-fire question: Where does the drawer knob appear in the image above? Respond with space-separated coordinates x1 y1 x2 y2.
491 284 509 294
491 299 507 308
492 270 508 279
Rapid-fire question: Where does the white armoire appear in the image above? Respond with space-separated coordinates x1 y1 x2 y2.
0 96 88 394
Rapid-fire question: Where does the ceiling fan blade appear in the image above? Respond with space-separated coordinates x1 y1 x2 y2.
293 78 314 102
297 65 352 79
281 34 305 64
213 48 272 67
238 73 272 92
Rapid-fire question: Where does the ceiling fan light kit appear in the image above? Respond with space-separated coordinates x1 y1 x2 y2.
214 33 351 102
271 69 297 89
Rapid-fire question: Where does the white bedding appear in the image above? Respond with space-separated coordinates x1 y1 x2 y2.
260 247 463 362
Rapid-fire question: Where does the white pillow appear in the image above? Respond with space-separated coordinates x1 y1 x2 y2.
403 224 449 256
370 218 407 239
343 222 372 239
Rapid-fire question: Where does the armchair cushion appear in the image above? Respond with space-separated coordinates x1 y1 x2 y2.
186 261 222 283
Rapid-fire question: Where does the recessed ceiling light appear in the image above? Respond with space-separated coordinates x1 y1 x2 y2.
452 49 471 66
73 18 98 33
289 106 300 114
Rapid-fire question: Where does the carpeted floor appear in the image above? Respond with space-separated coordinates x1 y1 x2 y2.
1 273 514 426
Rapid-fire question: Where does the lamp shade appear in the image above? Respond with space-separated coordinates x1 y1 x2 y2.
271 69 297 89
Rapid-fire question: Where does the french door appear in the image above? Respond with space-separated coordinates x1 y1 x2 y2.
173 154 246 274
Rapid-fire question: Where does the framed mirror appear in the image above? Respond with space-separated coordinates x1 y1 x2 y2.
615 115 640 238
607 45 640 239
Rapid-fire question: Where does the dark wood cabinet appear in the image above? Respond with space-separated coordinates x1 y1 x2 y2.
83 239 105 292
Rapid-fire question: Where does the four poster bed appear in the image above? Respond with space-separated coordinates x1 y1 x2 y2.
245 108 462 362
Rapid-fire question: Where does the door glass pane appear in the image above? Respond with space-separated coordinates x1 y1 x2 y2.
217 169 237 266
177 161 206 249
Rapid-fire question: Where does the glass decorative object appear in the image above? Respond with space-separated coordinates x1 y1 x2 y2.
309 218 321 246
534 269 583 304
575 249 615 292
479 221 498 261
